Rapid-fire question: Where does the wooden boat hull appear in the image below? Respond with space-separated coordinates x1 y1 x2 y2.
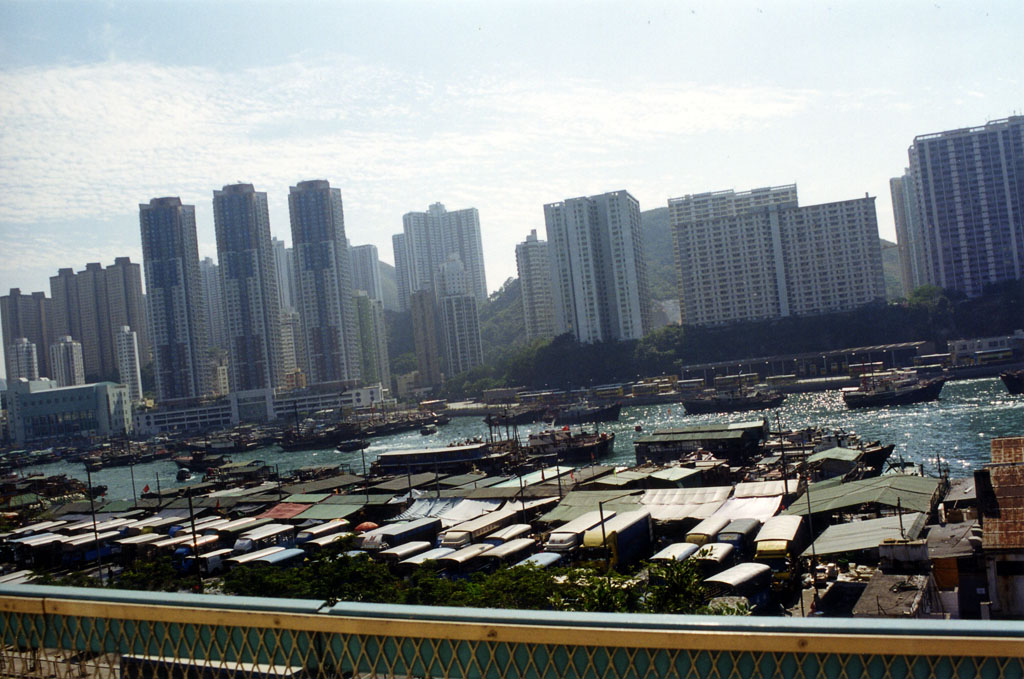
681 393 785 415
842 377 946 409
1000 370 1024 395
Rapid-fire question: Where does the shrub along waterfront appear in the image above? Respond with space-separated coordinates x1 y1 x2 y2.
39 543 713 615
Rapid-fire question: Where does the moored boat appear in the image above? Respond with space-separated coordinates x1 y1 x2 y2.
680 389 785 415
841 371 946 409
336 439 370 452
525 428 615 463
1000 370 1024 395
549 401 622 425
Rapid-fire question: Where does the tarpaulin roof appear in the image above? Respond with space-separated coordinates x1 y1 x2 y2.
392 497 462 521
784 475 941 517
807 447 863 465
642 487 732 505
733 479 798 498
537 490 644 524
638 486 733 522
439 499 502 527
802 512 926 557
257 503 311 520
709 496 781 523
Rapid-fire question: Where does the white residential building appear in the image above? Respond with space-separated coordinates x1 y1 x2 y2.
7 337 39 381
115 325 143 403
544 190 651 343
271 237 297 311
350 244 384 302
669 185 885 326
398 202 487 302
49 335 85 387
515 229 556 340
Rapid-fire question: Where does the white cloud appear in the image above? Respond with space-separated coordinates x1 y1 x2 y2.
0 54 821 293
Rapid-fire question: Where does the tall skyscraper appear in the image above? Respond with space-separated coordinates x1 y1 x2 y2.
544 190 650 343
1 289 52 378
515 229 557 340
410 289 443 388
354 291 392 389
200 257 229 353
669 185 884 326
351 244 384 302
104 257 150 368
271 237 297 311
139 197 211 403
48 257 150 380
49 268 81 350
399 202 487 302
7 337 39 381
393 233 412 312
73 262 110 379
288 180 361 385
49 335 85 387
116 325 143 403
897 116 1024 297
213 183 282 393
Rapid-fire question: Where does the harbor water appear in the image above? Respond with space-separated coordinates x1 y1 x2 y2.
18 377 1023 502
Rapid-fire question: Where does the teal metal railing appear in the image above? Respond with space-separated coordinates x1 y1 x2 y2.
1 583 1022 678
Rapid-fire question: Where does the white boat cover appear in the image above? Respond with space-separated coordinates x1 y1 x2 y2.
640 486 732 522
439 499 503 527
733 479 798 498
709 496 782 523
392 498 462 522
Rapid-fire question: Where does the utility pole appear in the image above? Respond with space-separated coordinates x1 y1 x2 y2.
85 467 107 584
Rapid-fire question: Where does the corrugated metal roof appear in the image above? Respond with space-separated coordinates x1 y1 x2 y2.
368 472 441 492
294 504 365 521
649 467 701 483
285 493 331 504
802 513 926 557
942 477 976 504
281 474 364 495
785 475 940 516
926 521 980 559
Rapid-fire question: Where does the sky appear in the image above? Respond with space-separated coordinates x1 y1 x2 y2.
0 1 1022 322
